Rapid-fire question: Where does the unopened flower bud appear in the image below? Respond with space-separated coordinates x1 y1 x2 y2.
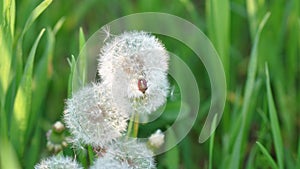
148 129 165 148
53 121 65 133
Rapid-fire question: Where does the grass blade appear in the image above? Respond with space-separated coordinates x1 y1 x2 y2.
70 28 87 93
0 137 21 169
0 30 12 99
246 0 268 40
24 127 42 169
0 0 15 35
256 141 279 169
0 0 15 100
67 55 76 97
265 64 284 169
228 12 270 169
245 146 257 169
10 29 45 157
209 114 217 169
26 28 55 142
78 27 87 86
15 0 53 83
1 1 16 143
296 138 300 169
206 0 230 84
0 24 13 140
22 0 52 34
164 127 179 169
53 17 66 35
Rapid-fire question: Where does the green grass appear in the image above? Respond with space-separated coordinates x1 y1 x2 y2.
0 0 299 169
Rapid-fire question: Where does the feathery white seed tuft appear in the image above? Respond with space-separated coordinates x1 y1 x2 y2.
148 129 165 148
64 83 129 147
90 154 131 169
34 156 82 169
98 31 169 115
91 138 156 169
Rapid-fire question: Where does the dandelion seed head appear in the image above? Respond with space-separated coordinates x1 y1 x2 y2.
91 138 156 169
98 31 169 115
90 154 131 169
108 138 156 169
64 83 128 147
34 156 82 169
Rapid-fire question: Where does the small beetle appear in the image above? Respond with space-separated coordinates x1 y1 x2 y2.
138 78 148 94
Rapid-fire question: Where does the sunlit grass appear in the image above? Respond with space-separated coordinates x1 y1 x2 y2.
0 0 299 168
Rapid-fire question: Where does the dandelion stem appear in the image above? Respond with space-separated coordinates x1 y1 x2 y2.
133 113 139 137
126 113 135 138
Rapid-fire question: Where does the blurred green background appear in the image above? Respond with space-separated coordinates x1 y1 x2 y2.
0 0 299 168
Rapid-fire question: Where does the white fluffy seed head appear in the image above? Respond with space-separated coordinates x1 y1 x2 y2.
91 138 156 169
90 154 131 169
148 129 165 148
64 83 129 147
34 156 82 169
98 31 169 115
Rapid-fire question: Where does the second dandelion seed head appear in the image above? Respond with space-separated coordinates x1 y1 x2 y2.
63 83 129 147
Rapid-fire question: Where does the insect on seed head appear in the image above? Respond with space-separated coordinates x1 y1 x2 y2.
138 78 148 94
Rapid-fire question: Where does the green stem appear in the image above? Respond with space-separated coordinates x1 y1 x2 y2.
126 113 135 138
133 113 139 137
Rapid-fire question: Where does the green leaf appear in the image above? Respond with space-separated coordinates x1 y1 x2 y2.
206 0 230 83
24 127 42 169
0 0 15 34
265 64 284 169
208 114 217 169
22 0 52 34
15 0 53 84
228 12 270 169
78 27 87 86
256 141 279 169
0 28 13 139
26 28 55 142
245 146 257 169
246 0 268 40
0 30 12 100
0 137 21 169
10 29 45 156
296 138 300 169
69 28 87 96
181 137 198 169
67 55 76 97
53 17 66 35
0 0 15 101
164 127 179 169
87 145 95 166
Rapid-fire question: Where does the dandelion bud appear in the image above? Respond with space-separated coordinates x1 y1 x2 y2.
98 31 169 115
53 121 65 133
64 83 128 147
148 129 165 149
46 121 68 153
34 155 82 169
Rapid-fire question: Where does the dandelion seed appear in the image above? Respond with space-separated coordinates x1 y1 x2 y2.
34 155 82 169
98 31 169 115
64 83 128 147
101 25 112 42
